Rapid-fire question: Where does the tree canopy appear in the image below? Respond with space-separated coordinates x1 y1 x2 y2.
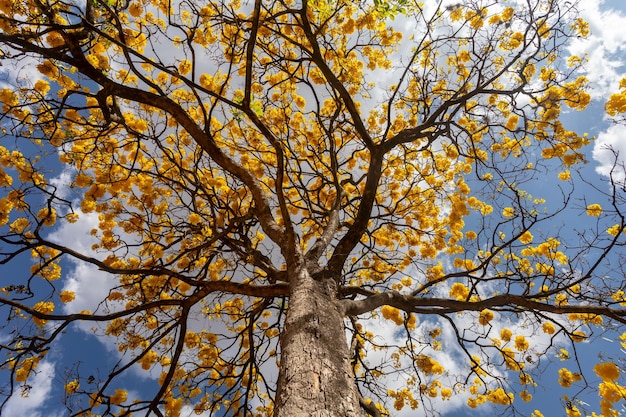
0 0 625 416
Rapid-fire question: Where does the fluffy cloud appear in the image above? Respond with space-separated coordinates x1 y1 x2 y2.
592 123 626 184
570 0 626 97
3 361 62 417
47 211 119 316
569 1 626 184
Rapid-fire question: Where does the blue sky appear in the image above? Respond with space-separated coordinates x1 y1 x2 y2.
1 1 626 417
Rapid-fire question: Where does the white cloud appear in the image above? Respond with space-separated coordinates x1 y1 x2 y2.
571 1 626 186
48 210 120 316
46 209 131 368
571 0 626 97
3 361 62 417
353 296 570 417
62 261 120 315
592 123 626 183
48 211 100 255
48 166 76 202
0 55 45 90
355 313 472 416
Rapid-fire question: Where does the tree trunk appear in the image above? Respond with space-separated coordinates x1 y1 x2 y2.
274 267 361 416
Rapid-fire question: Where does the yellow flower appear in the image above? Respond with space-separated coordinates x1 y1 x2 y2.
593 362 620 382
381 305 403 325
515 335 529 351
59 290 75 303
15 357 40 382
0 88 18 107
32 301 54 326
488 14 501 25
66 213 79 223
557 348 570 361
188 212 202 225
518 230 533 244
65 379 80 394
505 115 519 130
566 406 581 417
558 368 582 387
555 293 567 305
449 7 463 21
400 276 412 287
449 282 470 300
165 397 183 415
415 354 444 375
607 224 623 236
34 80 50 95
140 350 158 370
110 388 127 405
502 207 515 217
74 173 92 187
128 2 143 17
178 59 192 75
501 7 514 21
478 309 494 325
184 331 200 348
37 207 57 226
542 322 556 334
9 217 29 234
500 328 512 342
571 18 590 38
294 95 306 108
520 373 534 385
586 203 602 216
486 387 513 405
606 88 626 116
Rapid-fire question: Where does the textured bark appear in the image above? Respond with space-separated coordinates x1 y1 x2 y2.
274 268 361 416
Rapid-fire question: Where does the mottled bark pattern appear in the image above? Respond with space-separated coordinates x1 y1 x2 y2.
275 268 360 416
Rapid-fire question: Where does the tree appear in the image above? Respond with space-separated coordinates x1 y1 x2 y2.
0 0 624 415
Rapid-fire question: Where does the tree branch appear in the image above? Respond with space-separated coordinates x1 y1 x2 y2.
340 291 626 324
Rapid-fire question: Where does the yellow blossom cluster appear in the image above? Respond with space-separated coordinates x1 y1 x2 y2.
32 301 54 326
514 335 530 351
520 389 532 402
486 387 514 405
478 309 494 325
388 387 419 411
110 388 128 405
59 290 75 303
606 78 626 116
65 379 80 394
380 305 403 326
542 322 556 334
558 367 582 388
518 230 534 244
500 328 512 342
449 282 470 300
594 362 620 382
13 356 40 382
415 354 444 375
606 224 625 236
586 203 603 217
501 347 525 371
